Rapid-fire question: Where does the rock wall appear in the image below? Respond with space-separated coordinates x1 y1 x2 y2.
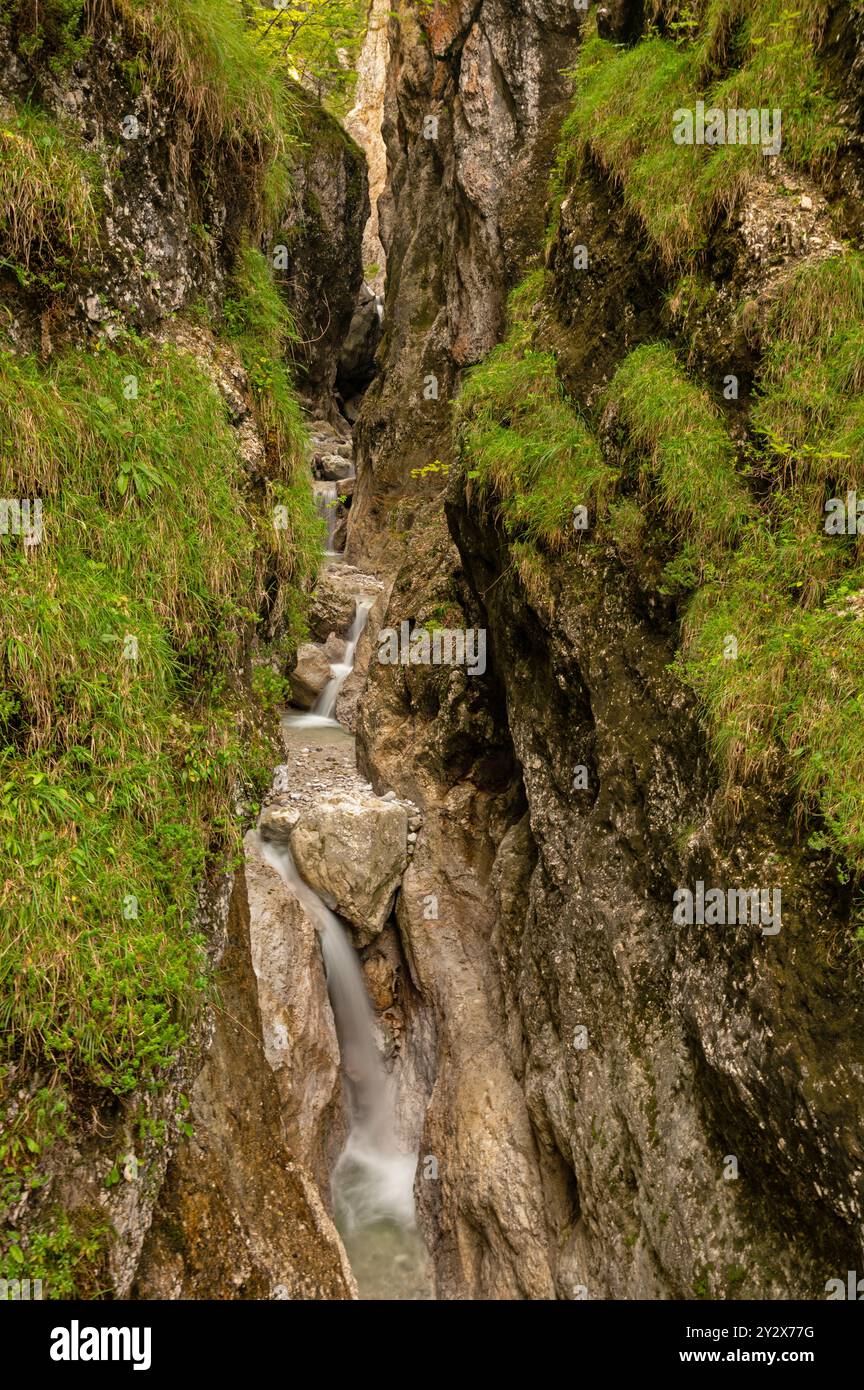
446 505 864 1298
347 0 864 1300
278 90 370 411
344 0 391 292
133 869 355 1300
347 0 582 567
345 0 586 1299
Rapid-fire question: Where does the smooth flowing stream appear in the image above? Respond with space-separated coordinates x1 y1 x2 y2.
314 480 340 557
261 839 416 1225
284 597 373 733
272 561 431 1298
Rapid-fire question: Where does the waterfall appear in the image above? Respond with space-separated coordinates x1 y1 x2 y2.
285 597 373 732
314 598 373 721
276 542 431 1292
260 837 416 1231
314 480 340 556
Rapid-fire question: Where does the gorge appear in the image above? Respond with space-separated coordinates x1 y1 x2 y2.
1 0 864 1311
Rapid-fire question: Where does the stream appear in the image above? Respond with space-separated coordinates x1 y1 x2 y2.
268 528 433 1298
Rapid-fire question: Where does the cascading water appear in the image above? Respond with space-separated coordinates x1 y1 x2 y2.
315 598 373 720
261 827 430 1298
284 597 373 732
260 838 416 1232
314 480 340 557
273 555 432 1296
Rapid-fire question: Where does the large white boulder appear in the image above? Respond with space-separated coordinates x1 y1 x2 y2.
289 792 409 946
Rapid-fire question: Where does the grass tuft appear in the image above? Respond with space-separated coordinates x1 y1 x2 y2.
605 341 753 552
558 2 844 264
0 102 99 278
455 277 615 551
96 0 296 151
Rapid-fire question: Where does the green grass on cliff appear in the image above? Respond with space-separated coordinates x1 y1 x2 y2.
0 311 315 1281
750 253 864 494
458 237 864 876
98 0 297 150
672 250 864 872
0 338 274 1098
0 101 100 281
680 535 864 870
478 0 864 882
606 342 752 552
601 251 864 873
0 1 91 73
0 0 321 1294
223 243 322 638
455 275 616 550
558 1 844 263
1 0 298 158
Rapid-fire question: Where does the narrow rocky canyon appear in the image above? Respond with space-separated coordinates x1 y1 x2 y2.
2 0 864 1318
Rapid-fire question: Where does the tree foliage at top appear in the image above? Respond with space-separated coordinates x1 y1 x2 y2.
248 0 368 111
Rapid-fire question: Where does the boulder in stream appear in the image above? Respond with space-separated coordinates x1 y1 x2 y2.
289 643 332 708
289 791 409 947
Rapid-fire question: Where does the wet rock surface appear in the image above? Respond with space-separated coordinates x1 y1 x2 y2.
289 791 409 947
244 834 344 1189
289 643 333 709
133 871 355 1301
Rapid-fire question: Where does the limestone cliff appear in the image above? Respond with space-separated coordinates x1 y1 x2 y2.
348 0 864 1299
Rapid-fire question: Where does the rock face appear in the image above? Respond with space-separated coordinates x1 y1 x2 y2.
133 869 355 1300
347 0 582 566
337 282 383 399
445 506 864 1298
344 0 391 293
289 793 409 947
344 0 864 1303
343 0 586 1298
289 642 332 709
278 91 370 411
244 834 344 1188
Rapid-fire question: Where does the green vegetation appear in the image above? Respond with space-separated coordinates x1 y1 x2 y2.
750 253 864 491
0 0 90 74
0 102 99 281
452 2 864 888
249 0 369 115
606 342 752 554
455 274 616 551
0 0 330 1295
557 1 843 263
1 339 267 1095
223 243 322 642
107 0 296 150
0 292 317 1273
458 266 864 884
